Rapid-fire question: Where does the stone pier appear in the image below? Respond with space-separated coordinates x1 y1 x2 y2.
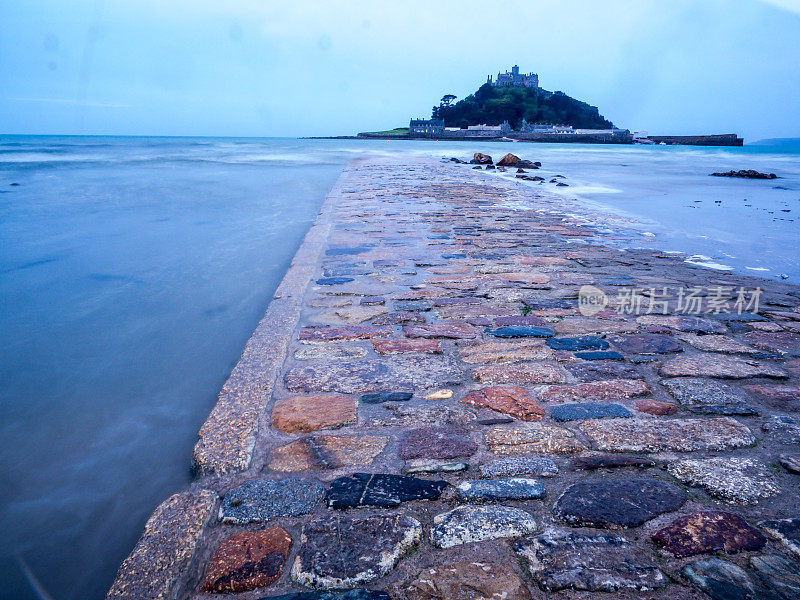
108 157 800 600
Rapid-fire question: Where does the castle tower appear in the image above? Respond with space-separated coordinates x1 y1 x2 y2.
512 65 519 76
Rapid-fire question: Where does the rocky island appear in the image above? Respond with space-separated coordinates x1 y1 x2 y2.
355 66 743 146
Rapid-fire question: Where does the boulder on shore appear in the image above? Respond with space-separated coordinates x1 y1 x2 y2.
497 153 521 167
517 159 540 168
711 169 777 179
471 153 493 164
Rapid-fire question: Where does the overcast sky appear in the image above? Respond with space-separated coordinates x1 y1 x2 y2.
1 0 799 140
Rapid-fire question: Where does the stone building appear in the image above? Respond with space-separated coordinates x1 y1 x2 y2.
409 119 445 137
487 65 539 88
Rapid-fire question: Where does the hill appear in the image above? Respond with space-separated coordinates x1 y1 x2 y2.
433 83 613 130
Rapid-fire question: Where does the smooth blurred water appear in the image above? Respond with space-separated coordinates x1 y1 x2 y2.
0 137 349 600
1 136 798 600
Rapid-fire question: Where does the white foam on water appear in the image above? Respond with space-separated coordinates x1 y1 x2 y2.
684 255 734 270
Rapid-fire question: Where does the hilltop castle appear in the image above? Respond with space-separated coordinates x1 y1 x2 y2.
487 65 539 88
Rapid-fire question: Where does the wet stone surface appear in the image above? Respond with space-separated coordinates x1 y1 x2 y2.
201 527 292 593
399 426 478 460
479 456 558 478
580 417 755 452
220 478 324 524
571 455 656 470
291 513 422 589
546 336 609 351
607 333 683 354
667 457 781 504
472 362 568 385
652 511 766 557
268 435 388 472
285 356 464 394
759 518 800 558
565 361 643 382
485 326 555 338
459 339 553 364
272 395 357 433
127 159 800 600
682 558 770 600
403 562 531 600
486 423 586 454
325 473 448 508
550 402 632 422
553 478 687 528
456 478 546 502
574 350 625 360
662 377 757 415
461 385 545 421
267 592 391 600
515 530 666 592
430 505 537 548
659 353 788 379
359 391 413 404
537 379 649 402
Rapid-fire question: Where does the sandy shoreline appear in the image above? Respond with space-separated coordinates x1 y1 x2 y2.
108 157 800 600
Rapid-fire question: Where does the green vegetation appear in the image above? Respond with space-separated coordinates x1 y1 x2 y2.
433 84 613 130
367 127 409 135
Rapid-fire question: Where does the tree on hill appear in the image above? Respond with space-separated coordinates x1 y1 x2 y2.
435 83 613 130
431 94 457 119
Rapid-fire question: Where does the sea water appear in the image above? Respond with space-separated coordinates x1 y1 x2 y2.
1 136 798 600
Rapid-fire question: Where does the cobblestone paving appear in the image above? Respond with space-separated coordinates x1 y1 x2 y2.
109 158 800 600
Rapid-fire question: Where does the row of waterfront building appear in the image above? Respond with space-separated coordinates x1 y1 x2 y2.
407 119 632 142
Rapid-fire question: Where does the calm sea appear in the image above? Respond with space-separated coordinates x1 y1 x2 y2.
1 136 798 600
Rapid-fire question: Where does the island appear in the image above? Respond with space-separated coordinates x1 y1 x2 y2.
355 65 743 146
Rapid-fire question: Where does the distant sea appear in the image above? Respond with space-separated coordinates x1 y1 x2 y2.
1 136 799 600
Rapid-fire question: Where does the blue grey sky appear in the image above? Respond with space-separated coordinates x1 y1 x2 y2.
1 0 799 140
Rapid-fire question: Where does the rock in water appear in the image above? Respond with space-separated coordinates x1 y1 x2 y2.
404 562 531 600
291 514 422 589
652 511 766 557
325 473 447 508
430 505 537 548
472 152 493 164
554 478 686 528
515 529 666 591
711 169 778 179
496 153 521 167
201 527 292 593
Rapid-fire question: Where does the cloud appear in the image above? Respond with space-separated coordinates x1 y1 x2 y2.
757 0 800 13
